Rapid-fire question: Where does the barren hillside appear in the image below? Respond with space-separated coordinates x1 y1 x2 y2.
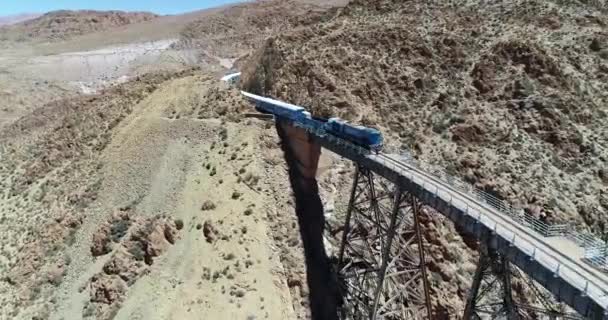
177 0 348 59
0 14 41 27
3 0 607 318
0 1 349 319
241 0 608 314
0 10 158 43
0 67 311 320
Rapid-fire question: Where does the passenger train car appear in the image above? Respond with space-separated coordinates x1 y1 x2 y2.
325 117 383 152
241 91 383 152
220 72 241 86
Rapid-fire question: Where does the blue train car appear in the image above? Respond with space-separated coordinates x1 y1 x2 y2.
324 118 383 152
240 91 383 152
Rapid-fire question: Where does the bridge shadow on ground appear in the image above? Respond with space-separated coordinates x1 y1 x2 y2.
275 121 342 320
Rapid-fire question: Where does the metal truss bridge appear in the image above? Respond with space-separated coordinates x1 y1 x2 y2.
239 91 608 319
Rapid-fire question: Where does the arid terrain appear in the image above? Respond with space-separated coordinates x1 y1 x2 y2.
0 1 342 319
241 0 608 315
0 0 607 319
0 10 158 43
0 14 41 27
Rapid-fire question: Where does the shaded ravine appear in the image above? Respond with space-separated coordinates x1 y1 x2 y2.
275 121 342 320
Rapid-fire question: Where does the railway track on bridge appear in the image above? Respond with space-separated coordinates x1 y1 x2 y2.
379 152 608 295
228 76 608 318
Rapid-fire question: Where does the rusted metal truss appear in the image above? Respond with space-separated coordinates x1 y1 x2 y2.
337 165 432 320
463 236 585 320
463 241 518 320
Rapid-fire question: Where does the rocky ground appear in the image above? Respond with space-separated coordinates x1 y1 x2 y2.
0 68 314 319
177 0 348 60
2 0 607 318
241 0 608 314
0 2 347 319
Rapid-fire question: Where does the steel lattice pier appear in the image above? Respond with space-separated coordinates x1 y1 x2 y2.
337 166 432 320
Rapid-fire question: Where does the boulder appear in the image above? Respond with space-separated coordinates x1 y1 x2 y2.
89 275 126 305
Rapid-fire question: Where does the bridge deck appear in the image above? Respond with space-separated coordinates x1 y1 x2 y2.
375 154 607 315
314 135 608 319
239 92 608 318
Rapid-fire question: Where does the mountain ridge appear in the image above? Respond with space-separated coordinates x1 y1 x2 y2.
0 10 159 42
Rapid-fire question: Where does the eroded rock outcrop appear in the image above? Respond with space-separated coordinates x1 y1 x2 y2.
86 213 181 320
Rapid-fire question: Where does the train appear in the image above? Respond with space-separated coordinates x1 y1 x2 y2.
241 91 383 152
220 72 241 86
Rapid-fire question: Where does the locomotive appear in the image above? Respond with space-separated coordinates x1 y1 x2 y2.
241 91 383 152
324 117 383 152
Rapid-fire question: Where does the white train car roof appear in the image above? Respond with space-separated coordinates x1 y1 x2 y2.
221 72 241 82
241 91 305 112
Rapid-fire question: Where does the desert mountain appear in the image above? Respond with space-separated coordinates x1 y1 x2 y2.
0 10 158 42
0 13 41 26
0 0 607 319
177 0 348 59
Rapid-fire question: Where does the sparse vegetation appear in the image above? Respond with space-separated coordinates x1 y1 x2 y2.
174 219 184 230
203 220 218 243
128 243 146 261
201 200 216 211
231 288 245 298
0 0 334 317
6 0 607 318
240 0 608 315
245 259 254 268
219 128 228 141
110 220 131 242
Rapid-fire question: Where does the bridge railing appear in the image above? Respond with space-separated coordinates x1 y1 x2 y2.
280 104 608 272
242 93 608 314
375 155 608 303
412 159 607 271
585 246 608 269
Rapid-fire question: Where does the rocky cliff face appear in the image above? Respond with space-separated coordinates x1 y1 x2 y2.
242 0 608 313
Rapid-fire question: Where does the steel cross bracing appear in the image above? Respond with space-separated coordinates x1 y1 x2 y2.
292 119 608 319
513 266 588 320
464 234 519 320
335 165 583 320
337 165 432 320
463 234 588 320
238 94 608 319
